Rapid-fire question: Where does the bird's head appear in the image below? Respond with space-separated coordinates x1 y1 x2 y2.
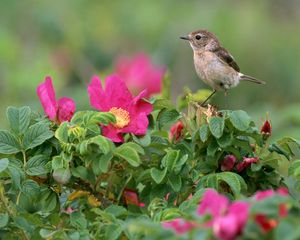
180 30 220 51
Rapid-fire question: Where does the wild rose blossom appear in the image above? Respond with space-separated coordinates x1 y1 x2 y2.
37 76 76 123
236 157 259 172
197 189 249 240
254 187 289 232
87 74 153 142
221 155 236 171
169 121 184 142
115 53 165 98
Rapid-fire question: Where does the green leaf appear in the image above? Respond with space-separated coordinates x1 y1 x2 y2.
162 149 180 171
229 110 251 131
71 166 89 180
157 108 181 129
168 174 182 192
105 205 127 218
208 117 225 138
23 123 54 150
89 135 114 154
207 139 219 156
115 144 141 167
99 152 113 173
199 124 209 142
0 213 9 228
53 168 71 184
217 132 233 148
150 167 167 184
0 158 9 173
132 133 151 147
289 160 300 177
6 106 31 134
21 179 40 197
55 122 69 143
93 112 116 125
105 224 123 240
26 155 49 176
217 172 247 196
0 130 21 154
70 212 87 229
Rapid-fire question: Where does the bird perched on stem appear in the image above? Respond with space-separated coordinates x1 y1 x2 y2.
180 30 265 106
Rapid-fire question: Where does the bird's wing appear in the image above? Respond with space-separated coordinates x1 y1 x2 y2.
213 47 240 72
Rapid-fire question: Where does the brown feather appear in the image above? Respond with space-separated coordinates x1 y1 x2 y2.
213 47 240 72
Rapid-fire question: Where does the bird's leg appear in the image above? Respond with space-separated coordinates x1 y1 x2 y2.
224 89 228 97
201 89 217 107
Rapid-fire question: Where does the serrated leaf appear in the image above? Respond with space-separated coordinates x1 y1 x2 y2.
105 224 123 240
21 179 40 197
0 130 21 154
92 152 113 174
162 149 180 171
89 135 113 154
26 155 49 176
23 123 53 150
123 142 145 155
229 110 251 131
0 158 9 173
53 168 71 184
217 132 233 148
55 122 69 143
6 106 31 134
168 174 182 192
208 117 225 138
93 112 116 125
150 167 167 184
115 144 141 167
0 213 9 228
289 160 300 177
157 108 181 129
217 172 247 196
207 139 219 156
199 124 209 142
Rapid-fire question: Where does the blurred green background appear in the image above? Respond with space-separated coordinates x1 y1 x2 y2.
1 0 300 139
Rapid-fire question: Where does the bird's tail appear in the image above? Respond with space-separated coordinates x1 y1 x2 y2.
239 73 266 84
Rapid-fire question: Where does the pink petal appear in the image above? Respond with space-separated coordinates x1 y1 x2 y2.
87 76 108 111
254 190 275 201
197 189 229 221
121 112 149 135
36 76 57 120
228 201 249 231
103 74 133 109
213 215 239 240
162 218 195 235
57 97 76 122
102 125 124 143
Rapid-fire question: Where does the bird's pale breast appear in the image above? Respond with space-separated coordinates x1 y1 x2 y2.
193 51 239 90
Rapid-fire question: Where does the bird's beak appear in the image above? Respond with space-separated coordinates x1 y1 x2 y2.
180 35 190 41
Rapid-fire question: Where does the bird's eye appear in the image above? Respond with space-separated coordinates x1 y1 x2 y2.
195 35 202 40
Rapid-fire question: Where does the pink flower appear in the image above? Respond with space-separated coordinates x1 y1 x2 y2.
87 75 153 142
236 157 259 172
221 155 236 171
198 189 249 240
37 76 75 123
115 53 165 98
123 189 145 207
254 188 289 232
162 218 196 235
169 121 184 142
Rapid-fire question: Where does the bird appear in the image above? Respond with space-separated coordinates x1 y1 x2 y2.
180 29 265 106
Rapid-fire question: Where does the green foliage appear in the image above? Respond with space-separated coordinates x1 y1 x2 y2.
0 102 299 240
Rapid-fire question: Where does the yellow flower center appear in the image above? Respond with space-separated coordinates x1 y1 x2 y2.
109 107 130 129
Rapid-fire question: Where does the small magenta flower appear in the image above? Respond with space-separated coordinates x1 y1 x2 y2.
236 157 259 172
162 218 196 235
87 74 153 142
198 189 249 240
221 155 236 171
37 76 76 124
115 53 165 98
254 187 289 233
169 121 184 142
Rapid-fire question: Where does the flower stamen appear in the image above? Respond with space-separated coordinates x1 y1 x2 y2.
109 107 130 128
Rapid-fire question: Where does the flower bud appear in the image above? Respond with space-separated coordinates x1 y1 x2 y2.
260 120 271 139
236 157 259 172
169 121 184 142
221 155 236 171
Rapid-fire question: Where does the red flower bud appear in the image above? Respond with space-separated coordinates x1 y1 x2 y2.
123 189 145 207
236 157 259 172
221 155 236 171
260 120 271 139
169 121 184 142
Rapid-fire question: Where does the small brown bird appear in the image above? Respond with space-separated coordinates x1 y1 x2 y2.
180 30 265 105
